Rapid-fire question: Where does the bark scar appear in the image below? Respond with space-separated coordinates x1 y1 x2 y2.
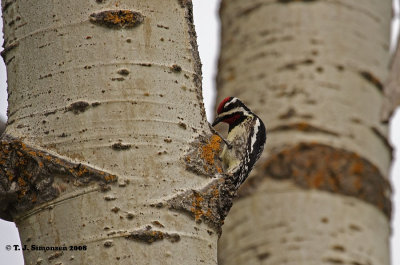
125 226 180 244
168 132 237 235
359 70 383 92
0 41 19 59
184 134 223 176
89 10 144 29
167 177 236 235
240 142 392 218
0 134 117 221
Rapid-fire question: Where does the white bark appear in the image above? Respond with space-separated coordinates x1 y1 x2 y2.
1 0 218 264
220 180 390 265
217 0 392 264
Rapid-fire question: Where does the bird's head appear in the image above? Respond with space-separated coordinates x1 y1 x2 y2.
212 97 250 127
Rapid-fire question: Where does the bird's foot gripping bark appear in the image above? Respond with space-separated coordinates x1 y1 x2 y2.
0 134 117 221
167 132 239 235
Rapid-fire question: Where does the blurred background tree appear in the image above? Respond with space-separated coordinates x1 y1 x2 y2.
216 1 393 264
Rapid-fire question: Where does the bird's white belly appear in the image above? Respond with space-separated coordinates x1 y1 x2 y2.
220 122 249 173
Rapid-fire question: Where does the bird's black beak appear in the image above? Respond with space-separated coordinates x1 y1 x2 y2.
212 116 223 127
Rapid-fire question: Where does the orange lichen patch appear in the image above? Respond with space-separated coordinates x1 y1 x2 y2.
191 192 205 221
104 174 117 183
18 188 27 199
168 176 236 233
0 135 118 220
205 208 213 218
296 122 310 131
191 185 221 221
200 134 222 166
31 194 37 203
351 161 364 175
243 142 392 218
17 177 26 187
184 133 225 177
212 185 219 197
151 230 164 239
310 170 324 188
7 171 14 181
89 10 144 28
15 158 26 166
198 134 223 175
353 176 362 191
27 151 37 156
77 166 89 177
327 176 339 192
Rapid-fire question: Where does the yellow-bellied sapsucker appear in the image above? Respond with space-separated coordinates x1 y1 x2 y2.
212 97 267 189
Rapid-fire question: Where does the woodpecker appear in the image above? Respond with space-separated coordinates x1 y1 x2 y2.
211 97 266 188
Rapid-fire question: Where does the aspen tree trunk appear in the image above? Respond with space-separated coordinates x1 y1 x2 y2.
383 34 400 122
217 1 392 264
0 1 227 264
0 118 4 135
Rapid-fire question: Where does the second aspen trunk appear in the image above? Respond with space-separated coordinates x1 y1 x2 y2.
216 1 392 264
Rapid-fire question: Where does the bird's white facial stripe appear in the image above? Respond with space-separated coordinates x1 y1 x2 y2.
224 97 238 108
250 119 260 153
217 106 250 119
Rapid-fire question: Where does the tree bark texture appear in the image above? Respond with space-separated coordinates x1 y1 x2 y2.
0 117 5 135
382 36 400 122
216 0 392 264
0 0 230 264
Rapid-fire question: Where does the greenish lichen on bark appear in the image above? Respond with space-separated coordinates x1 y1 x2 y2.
0 134 117 221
